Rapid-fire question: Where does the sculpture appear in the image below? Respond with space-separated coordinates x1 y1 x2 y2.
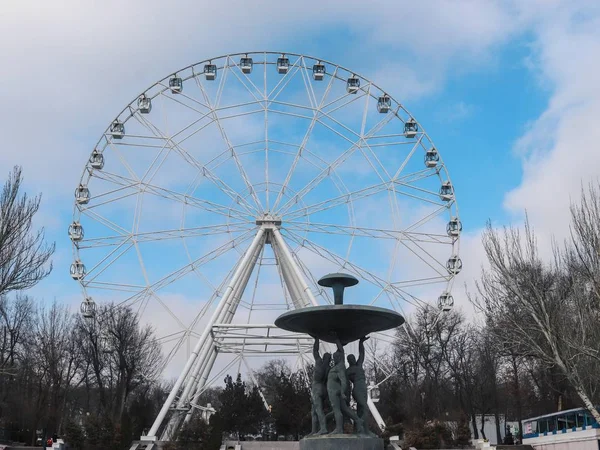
327 337 365 435
275 273 405 450
347 336 377 436
310 337 331 435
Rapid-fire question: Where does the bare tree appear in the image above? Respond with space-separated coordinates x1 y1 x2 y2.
76 304 163 423
471 218 600 423
0 166 55 296
0 294 34 421
31 301 83 435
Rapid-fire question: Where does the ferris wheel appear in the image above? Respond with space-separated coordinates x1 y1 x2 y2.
69 52 461 442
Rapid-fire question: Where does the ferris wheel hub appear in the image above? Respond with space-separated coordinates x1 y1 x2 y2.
255 213 282 227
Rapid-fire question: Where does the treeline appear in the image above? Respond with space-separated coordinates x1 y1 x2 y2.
0 297 167 447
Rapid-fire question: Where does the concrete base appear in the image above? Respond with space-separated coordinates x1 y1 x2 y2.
223 442 299 450
300 435 383 450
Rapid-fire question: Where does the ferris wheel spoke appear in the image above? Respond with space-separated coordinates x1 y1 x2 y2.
106 140 141 182
284 221 453 245
316 110 362 143
266 56 304 103
148 290 188 330
391 138 423 181
322 90 368 115
131 104 261 217
194 72 264 214
91 169 140 190
157 79 212 112
394 188 447 208
130 223 254 243
83 281 146 292
276 108 398 217
225 56 265 104
283 228 421 309
299 56 318 110
144 183 251 221
405 203 450 233
132 113 196 184
79 208 130 236
317 98 394 182
84 241 135 283
122 229 255 305
300 147 351 193
91 167 252 222
284 170 432 222
272 66 341 212
396 236 451 279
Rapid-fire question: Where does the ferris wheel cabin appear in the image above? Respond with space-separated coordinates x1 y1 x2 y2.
347 76 360 94
438 292 454 312
439 181 454 202
313 63 326 81
70 260 86 280
277 56 290 74
138 95 152 114
169 75 183 93
80 298 96 319
404 118 418 138
425 148 439 168
89 150 104 170
109 120 125 139
204 63 217 80
446 255 463 274
377 95 391 113
447 218 462 237
68 222 84 242
75 185 90 205
240 56 253 74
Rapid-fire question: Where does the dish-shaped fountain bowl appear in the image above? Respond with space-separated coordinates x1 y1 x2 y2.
274 273 405 345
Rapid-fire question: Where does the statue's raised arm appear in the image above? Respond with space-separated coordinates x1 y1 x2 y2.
335 337 344 354
312 335 322 363
358 335 369 366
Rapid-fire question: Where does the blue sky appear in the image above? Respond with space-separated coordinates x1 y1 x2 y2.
2 0 600 374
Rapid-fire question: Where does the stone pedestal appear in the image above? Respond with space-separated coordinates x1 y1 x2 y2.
300 435 384 450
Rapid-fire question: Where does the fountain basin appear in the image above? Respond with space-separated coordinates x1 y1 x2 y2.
275 304 404 345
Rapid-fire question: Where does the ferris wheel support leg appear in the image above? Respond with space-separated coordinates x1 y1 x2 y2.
162 229 265 440
144 228 265 440
174 245 260 431
271 228 317 307
367 396 387 432
161 232 265 441
273 240 304 309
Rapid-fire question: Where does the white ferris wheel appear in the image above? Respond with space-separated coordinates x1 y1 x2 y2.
69 52 461 442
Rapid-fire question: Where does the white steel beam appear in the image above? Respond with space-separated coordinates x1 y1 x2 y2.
270 227 317 307
160 229 265 440
144 228 265 440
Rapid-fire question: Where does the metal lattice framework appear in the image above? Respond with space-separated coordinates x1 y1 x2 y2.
70 52 461 442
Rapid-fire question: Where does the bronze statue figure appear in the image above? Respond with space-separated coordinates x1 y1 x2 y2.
309 336 331 435
346 336 376 436
327 338 365 435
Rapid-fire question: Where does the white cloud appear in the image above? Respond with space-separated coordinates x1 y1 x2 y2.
504 1 600 240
